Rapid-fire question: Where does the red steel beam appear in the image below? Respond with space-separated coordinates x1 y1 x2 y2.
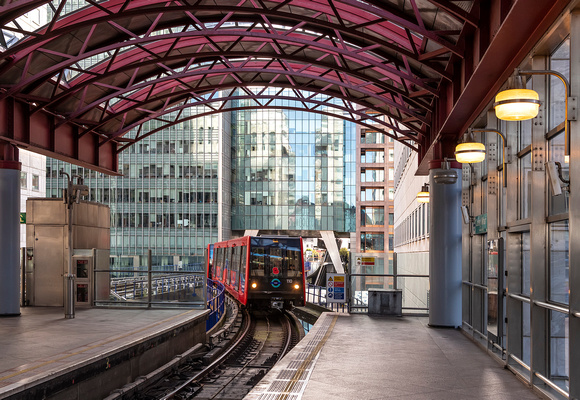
0 98 119 175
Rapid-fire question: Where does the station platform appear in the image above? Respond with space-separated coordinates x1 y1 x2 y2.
0 306 208 400
247 312 540 400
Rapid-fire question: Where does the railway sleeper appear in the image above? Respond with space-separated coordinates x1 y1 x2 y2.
246 370 266 386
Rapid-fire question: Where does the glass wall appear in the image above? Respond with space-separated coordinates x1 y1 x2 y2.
462 32 573 398
230 90 356 233
46 109 224 265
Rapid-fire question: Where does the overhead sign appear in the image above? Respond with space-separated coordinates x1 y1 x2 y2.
326 273 346 303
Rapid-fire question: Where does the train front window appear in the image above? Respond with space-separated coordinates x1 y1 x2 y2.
287 249 301 277
251 247 265 276
270 248 284 275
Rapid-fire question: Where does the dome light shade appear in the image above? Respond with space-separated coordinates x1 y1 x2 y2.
455 142 486 163
416 184 429 203
494 88 540 121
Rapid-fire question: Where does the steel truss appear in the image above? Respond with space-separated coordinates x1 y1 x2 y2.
0 0 475 161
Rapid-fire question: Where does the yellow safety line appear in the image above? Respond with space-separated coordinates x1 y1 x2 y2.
279 314 339 400
0 309 199 383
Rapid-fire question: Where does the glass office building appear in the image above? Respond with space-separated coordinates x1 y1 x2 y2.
46 109 230 267
230 92 356 234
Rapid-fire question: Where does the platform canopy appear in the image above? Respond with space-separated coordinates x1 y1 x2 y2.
0 0 569 174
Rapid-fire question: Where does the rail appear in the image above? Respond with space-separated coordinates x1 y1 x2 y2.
93 251 206 308
306 271 429 315
534 372 569 399
306 284 347 313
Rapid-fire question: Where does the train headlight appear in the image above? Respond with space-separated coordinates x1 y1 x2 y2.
294 284 300 290
251 282 257 289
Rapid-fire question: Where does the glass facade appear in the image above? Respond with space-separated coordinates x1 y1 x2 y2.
46 111 226 265
230 91 356 233
461 32 573 396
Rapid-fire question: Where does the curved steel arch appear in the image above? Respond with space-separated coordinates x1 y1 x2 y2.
61 66 430 134
3 28 440 140
96 89 420 144
38 50 435 116
115 104 419 154
2 28 441 101
0 0 486 171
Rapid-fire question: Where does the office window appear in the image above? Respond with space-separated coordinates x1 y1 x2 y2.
361 207 384 227
361 168 384 182
20 172 27 189
361 188 384 201
361 150 385 163
32 174 39 190
361 233 384 251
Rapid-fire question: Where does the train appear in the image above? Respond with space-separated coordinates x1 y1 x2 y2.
207 236 306 309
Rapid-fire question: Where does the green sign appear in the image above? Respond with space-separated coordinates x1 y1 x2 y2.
474 213 487 234
20 213 26 224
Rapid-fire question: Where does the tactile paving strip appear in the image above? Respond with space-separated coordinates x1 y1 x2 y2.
252 314 338 399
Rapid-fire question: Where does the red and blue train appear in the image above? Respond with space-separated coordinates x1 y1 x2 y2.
208 236 306 309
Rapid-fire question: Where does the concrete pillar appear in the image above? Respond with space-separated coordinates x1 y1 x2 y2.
428 160 462 327
0 142 21 316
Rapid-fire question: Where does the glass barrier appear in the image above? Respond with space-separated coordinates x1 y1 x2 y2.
94 252 206 308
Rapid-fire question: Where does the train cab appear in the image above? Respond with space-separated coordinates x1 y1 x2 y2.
209 236 305 309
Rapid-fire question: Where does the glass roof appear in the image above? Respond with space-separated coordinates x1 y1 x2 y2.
0 0 476 151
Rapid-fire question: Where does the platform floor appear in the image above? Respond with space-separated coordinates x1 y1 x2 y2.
247 313 540 400
0 307 205 398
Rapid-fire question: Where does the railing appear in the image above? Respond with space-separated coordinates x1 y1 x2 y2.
306 284 347 312
306 271 429 315
349 273 429 315
466 284 572 399
206 279 225 331
94 251 206 308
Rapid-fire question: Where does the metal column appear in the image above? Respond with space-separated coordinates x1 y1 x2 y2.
429 160 462 327
0 142 21 316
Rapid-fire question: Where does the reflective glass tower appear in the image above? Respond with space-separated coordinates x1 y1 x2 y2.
230 91 356 235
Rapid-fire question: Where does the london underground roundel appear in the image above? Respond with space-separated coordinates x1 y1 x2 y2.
271 278 281 288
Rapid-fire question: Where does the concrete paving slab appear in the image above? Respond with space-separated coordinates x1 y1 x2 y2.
246 313 540 400
0 306 206 398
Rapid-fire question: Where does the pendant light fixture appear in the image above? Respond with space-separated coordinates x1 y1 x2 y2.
416 183 429 203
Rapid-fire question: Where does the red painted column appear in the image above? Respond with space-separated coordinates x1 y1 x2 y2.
0 141 21 316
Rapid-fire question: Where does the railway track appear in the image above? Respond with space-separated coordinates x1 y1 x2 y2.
119 306 301 400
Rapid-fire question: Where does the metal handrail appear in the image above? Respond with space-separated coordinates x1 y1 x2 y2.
509 353 531 371
350 273 429 278
533 300 569 314
534 372 569 399
508 293 531 303
462 281 488 291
